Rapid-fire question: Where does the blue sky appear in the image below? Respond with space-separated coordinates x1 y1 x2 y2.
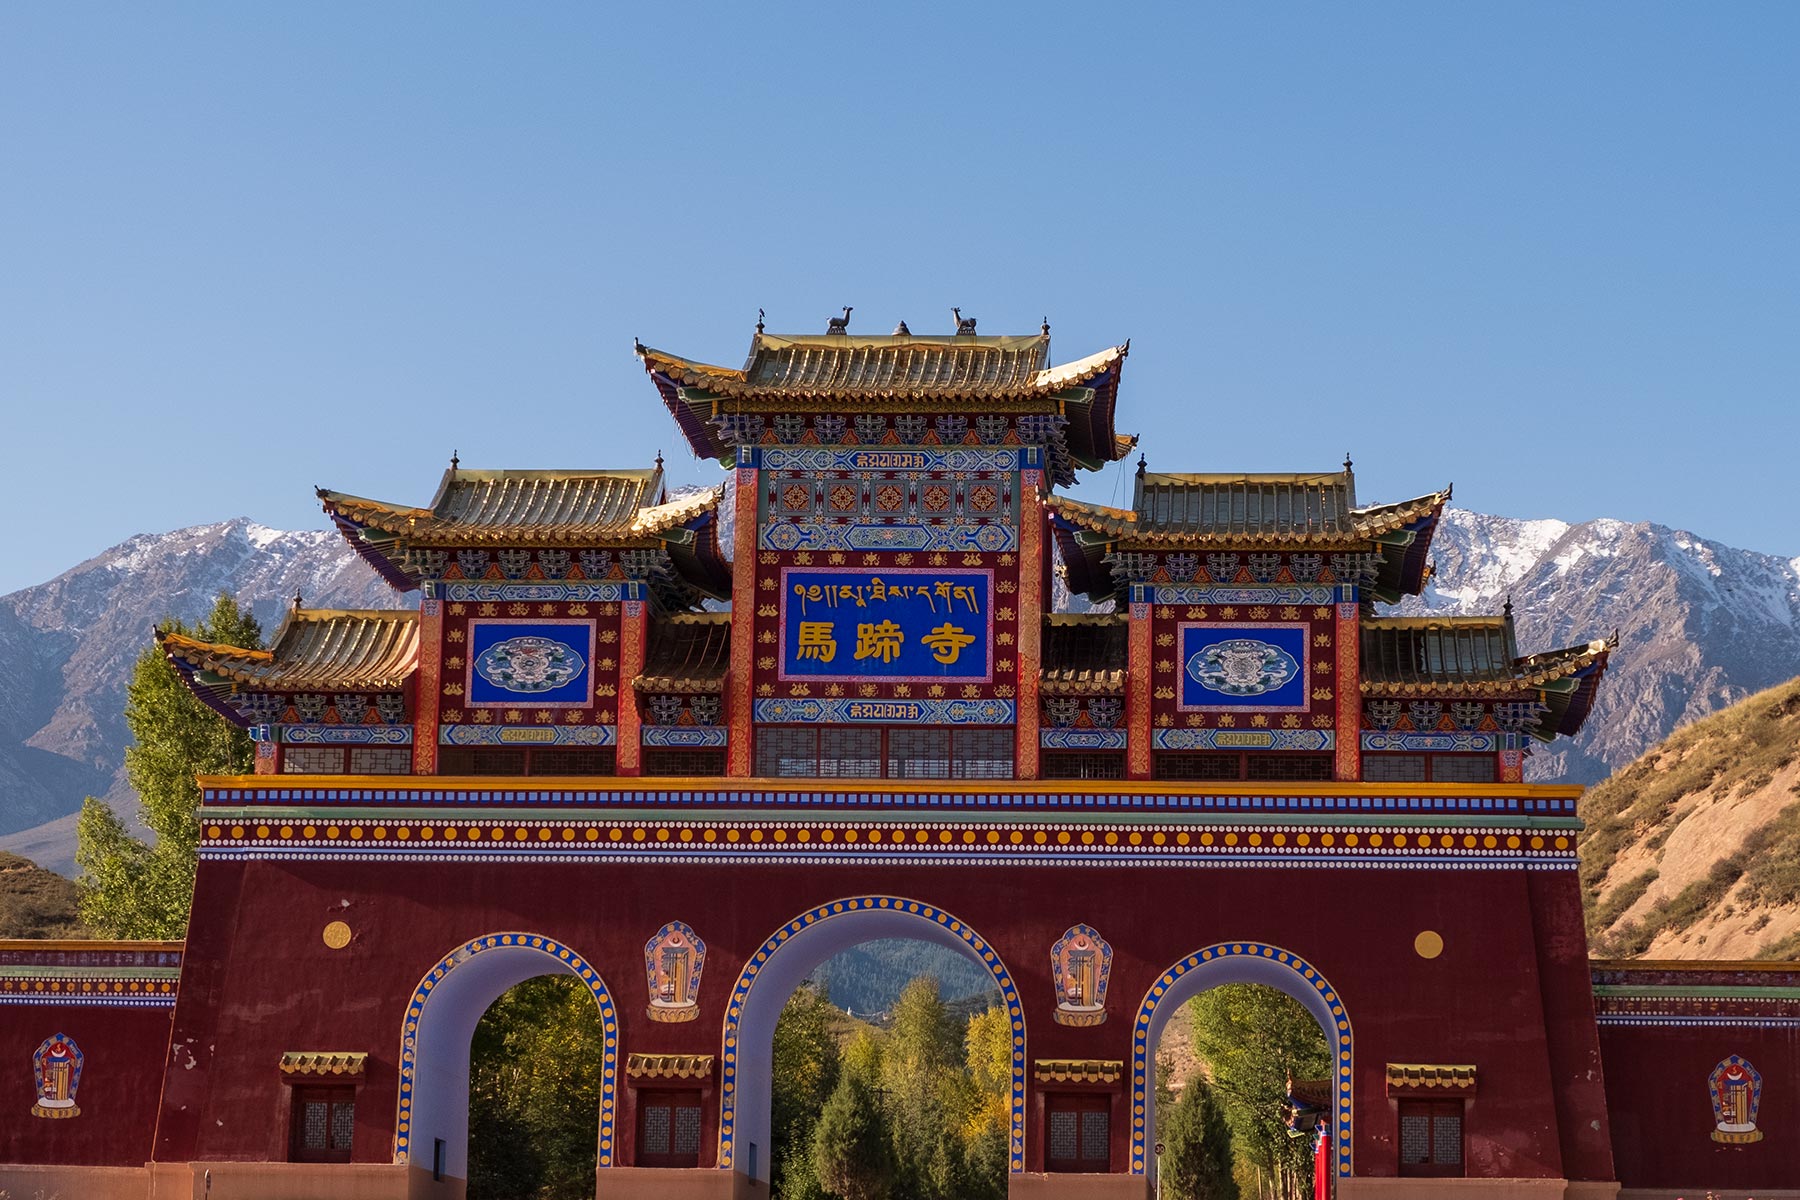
4 4 1796 595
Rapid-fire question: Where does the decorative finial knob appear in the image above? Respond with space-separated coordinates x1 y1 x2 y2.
292 589 303 611
450 449 460 470
1042 317 1051 335
1343 452 1353 472
756 307 765 334
655 449 665 471
1136 452 1147 477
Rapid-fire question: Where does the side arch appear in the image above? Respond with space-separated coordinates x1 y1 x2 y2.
718 895 1027 1179
1131 941 1352 1178
397 932 620 1175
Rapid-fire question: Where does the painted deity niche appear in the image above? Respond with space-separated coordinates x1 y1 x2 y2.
1709 1055 1764 1144
644 921 706 1023
1050 924 1112 1026
31 1033 83 1119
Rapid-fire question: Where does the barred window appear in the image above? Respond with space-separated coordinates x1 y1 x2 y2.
1398 1099 1463 1176
755 727 820 778
289 1086 354 1163
1040 752 1126 781
821 728 882 778
1045 1093 1109 1171
637 1090 703 1168
951 729 1014 779
1362 754 1427 783
1246 754 1333 782
1431 755 1496 784
642 749 726 777
282 747 345 774
888 729 950 779
439 747 526 776
348 747 411 775
530 749 616 776
1153 753 1242 782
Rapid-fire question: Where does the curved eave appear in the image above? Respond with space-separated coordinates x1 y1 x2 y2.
1049 514 1120 605
158 633 264 728
1360 640 1613 741
1366 491 1452 602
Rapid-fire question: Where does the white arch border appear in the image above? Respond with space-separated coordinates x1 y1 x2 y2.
395 932 621 1168
716 895 1028 1175
1130 941 1352 1177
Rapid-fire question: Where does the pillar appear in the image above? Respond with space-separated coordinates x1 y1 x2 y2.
1335 596 1360 781
727 448 759 777
412 597 442 775
1014 471 1045 780
617 589 648 776
1127 586 1152 781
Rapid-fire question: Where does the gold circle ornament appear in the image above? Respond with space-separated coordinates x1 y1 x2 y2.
322 921 353 950
1414 930 1444 960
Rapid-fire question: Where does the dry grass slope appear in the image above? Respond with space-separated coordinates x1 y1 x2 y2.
1581 674 1800 959
0 851 86 939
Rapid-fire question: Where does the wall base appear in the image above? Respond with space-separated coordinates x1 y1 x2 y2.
1340 1182 1618 1200
0 1163 148 1200
597 1166 755 1199
1008 1172 1151 1200
144 1161 415 1199
1620 1192 1800 1200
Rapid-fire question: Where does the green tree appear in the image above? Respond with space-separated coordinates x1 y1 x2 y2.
467 974 608 1200
811 1072 894 1200
1159 1077 1239 1200
76 592 262 938
1187 984 1330 1200
770 984 842 1199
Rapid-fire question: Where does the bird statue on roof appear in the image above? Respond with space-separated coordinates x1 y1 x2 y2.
826 306 852 334
952 307 977 335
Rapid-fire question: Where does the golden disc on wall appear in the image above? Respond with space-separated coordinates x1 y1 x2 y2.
322 921 353 950
1414 930 1444 959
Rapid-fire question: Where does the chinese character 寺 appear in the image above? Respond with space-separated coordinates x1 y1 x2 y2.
921 622 976 665
854 620 905 664
796 621 837 663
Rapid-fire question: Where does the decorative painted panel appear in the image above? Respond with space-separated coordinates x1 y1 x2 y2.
1709 1055 1763 1144
1177 623 1310 712
780 567 991 683
643 921 705 1022
641 726 729 748
752 698 1014 725
467 620 596 707
31 1034 82 1119
1051 925 1112 1026
440 724 617 746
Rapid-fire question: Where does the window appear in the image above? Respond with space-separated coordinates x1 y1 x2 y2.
282 746 346 774
437 747 616 776
1246 754 1333 782
1153 752 1335 782
754 727 1015 780
1045 1093 1110 1171
289 1086 355 1163
1040 752 1126 780
637 1090 703 1167
1430 755 1496 784
1363 754 1426 783
349 747 411 775
1154 753 1242 782
642 749 727 777
1398 1099 1463 1176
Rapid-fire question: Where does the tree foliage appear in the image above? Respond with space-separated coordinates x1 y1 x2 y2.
76 592 261 938
467 974 608 1200
1160 1076 1239 1200
811 1072 894 1200
771 984 842 1200
1187 984 1331 1200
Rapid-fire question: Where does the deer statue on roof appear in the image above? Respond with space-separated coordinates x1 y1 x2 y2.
952 307 977 335
826 306 852 334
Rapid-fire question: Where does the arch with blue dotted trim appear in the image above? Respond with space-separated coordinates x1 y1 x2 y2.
717 896 1027 1180
1131 942 1352 1179
394 933 619 1177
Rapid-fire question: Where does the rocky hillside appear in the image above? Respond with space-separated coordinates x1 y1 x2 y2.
0 519 395 867
1400 508 1800 783
1582 674 1800 961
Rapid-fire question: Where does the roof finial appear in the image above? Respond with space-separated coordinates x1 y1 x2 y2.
655 449 665 472
827 306 852 334
893 319 911 336
952 307 977 336
1343 451 1353 473
1041 316 1051 335
450 449 460 471
292 588 303 612
756 307 765 334
1136 452 1147 478
1503 595 1514 619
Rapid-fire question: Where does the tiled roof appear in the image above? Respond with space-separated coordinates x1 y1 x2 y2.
638 333 1124 402
1033 1059 1124 1084
1040 614 1127 695
1047 474 1449 545
633 613 732 694
279 1052 367 1078
160 610 418 693
1385 1064 1477 1095
319 468 672 545
626 1054 714 1080
1360 617 1610 695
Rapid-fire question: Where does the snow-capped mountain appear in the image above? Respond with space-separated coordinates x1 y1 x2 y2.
0 520 396 866
2 505 1798 873
1399 509 1800 783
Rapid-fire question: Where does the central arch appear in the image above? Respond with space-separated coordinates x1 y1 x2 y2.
1130 940 1353 1179
396 932 620 1181
717 895 1027 1182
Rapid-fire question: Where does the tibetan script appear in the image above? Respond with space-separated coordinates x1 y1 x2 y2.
780 567 992 682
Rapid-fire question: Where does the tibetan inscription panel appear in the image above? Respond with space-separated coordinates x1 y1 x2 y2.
780 567 991 683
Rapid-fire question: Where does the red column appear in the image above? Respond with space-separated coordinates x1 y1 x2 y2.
412 597 442 775
727 456 759 777
1335 599 1360 781
616 594 647 776
1014 473 1044 780
1127 591 1152 781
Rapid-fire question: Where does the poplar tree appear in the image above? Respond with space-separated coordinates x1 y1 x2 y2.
811 1072 893 1200
75 592 261 938
1160 1076 1240 1200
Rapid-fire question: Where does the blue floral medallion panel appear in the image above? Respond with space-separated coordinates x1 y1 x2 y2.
467 620 596 708
1178 622 1310 712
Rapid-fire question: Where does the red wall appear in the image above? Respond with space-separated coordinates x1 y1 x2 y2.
0 1002 174 1166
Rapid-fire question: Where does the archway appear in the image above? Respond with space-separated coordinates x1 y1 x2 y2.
718 896 1027 1184
1131 941 1352 1182
396 933 620 1185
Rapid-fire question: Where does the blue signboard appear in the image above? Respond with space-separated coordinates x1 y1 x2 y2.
1177 622 1310 712
780 567 992 682
466 619 596 708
